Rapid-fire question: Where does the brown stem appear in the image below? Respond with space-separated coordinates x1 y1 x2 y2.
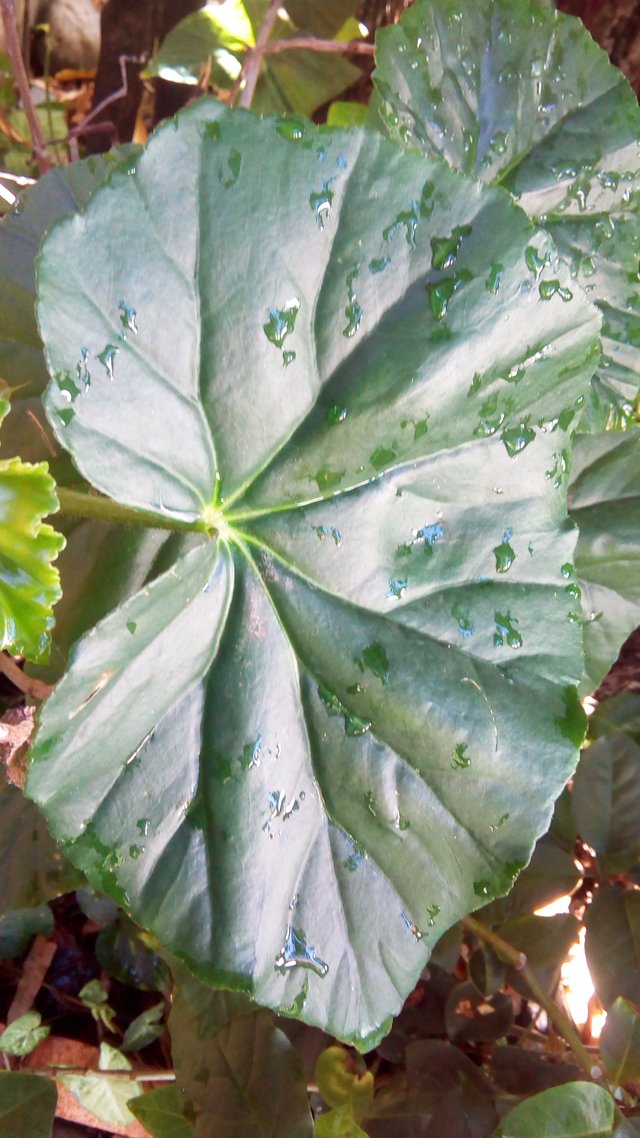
238 0 281 109
0 0 52 173
462 915 603 1085
262 37 375 56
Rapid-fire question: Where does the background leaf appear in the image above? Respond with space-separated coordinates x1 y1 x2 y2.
129 1084 196 1138
0 1071 57 1138
585 886 640 1009
600 996 640 1086
169 964 313 1138
372 0 640 430
493 1082 615 1138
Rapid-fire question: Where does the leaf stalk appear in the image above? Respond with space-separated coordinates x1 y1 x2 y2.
56 488 210 534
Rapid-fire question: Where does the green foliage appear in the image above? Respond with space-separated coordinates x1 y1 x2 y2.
0 0 639 1131
0 1072 57 1137
144 0 362 116
373 0 640 433
600 997 640 1086
493 1082 615 1138
25 96 601 1044
0 902 53 957
129 1084 196 1138
0 1011 50 1056
0 400 64 660
169 964 313 1138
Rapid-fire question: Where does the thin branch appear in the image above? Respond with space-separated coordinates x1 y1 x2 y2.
28 1067 176 1082
263 37 375 56
0 653 53 701
463 915 603 1086
0 0 52 173
238 0 281 109
69 53 145 143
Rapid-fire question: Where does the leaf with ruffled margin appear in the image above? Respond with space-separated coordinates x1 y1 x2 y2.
29 100 598 1045
0 399 63 661
372 0 640 430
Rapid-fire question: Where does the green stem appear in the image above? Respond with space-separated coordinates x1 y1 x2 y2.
56 488 209 534
462 915 602 1085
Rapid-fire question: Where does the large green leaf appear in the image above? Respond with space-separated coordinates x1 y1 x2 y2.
29 100 599 1044
570 429 640 692
0 1072 57 1138
492 1082 615 1138
170 965 313 1138
372 0 640 429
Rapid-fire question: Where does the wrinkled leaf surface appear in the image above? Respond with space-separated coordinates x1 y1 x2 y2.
30 101 599 1043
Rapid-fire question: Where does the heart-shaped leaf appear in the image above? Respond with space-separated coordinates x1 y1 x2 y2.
372 0 640 430
29 100 599 1044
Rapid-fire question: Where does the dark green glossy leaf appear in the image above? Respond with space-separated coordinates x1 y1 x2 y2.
490 1045 579 1095
492 1082 615 1138
444 980 513 1042
589 693 640 745
600 996 640 1086
572 732 640 872
468 947 506 998
495 913 580 998
129 1085 196 1138
372 0 640 428
570 429 640 692
96 914 170 990
585 886 640 1009
0 902 53 958
369 1039 495 1138
30 100 599 1044
0 1072 57 1137
169 964 313 1138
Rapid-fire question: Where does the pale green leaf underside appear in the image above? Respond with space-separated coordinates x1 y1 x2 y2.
372 0 640 429
570 427 640 693
30 100 599 1044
